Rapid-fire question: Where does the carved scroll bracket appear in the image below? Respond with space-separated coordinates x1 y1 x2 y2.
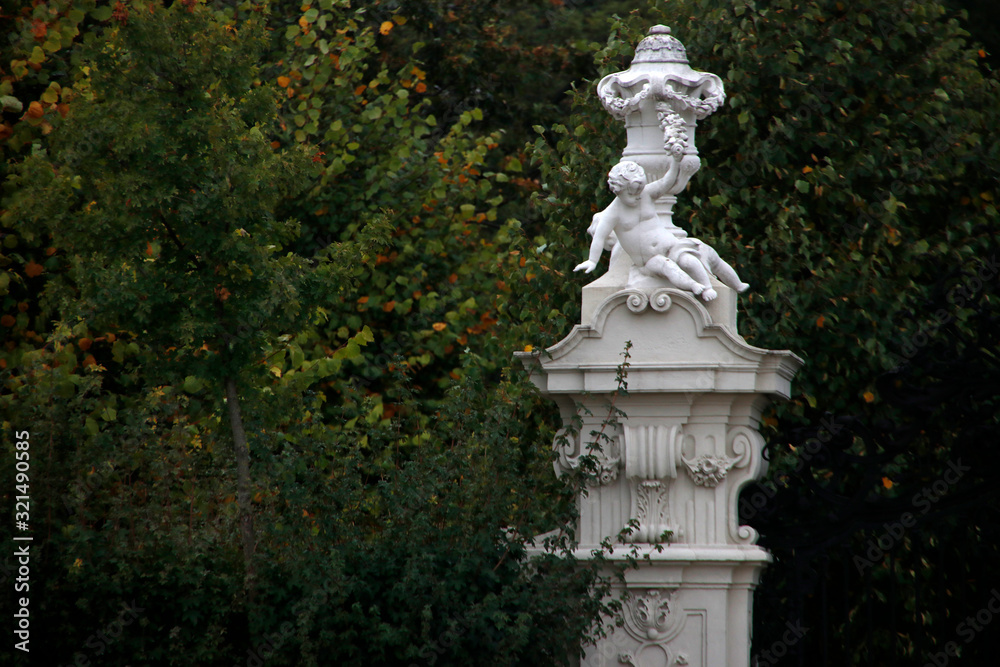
553 427 622 486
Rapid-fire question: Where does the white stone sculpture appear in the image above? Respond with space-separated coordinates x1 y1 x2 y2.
574 160 749 301
575 25 748 303
518 25 805 667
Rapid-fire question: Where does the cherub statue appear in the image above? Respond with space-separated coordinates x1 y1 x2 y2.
574 160 749 301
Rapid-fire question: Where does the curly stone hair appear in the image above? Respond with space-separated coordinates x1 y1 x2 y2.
607 160 646 195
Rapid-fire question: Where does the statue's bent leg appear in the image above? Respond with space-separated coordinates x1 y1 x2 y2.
646 256 703 295
709 257 750 293
676 254 718 301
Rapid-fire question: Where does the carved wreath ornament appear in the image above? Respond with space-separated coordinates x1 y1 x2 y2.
682 454 737 487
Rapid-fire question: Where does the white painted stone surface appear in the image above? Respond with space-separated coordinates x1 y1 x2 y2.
519 286 802 667
518 25 804 667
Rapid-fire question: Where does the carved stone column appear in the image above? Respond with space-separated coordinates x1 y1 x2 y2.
518 25 803 667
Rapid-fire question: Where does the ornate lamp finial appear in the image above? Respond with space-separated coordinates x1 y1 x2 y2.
633 25 689 64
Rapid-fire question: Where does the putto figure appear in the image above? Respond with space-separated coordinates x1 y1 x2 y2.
574 161 749 301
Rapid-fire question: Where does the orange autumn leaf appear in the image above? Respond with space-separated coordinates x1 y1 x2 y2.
25 261 44 278
357 296 369 304
31 19 48 40
415 82 427 94
523 344 533 353
17 302 28 312
106 333 116 343
45 246 57 256
277 75 291 88
379 21 394 35
78 338 93 351
863 391 875 403
882 477 894 490
448 273 458 284
432 322 447 331
382 300 396 312
82 354 96 367
27 101 44 119
802 166 813 174
1 315 15 327
816 315 825 328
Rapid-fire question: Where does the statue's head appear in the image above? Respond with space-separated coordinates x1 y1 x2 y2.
608 161 647 205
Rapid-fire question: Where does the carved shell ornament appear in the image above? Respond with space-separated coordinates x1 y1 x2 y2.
618 589 688 665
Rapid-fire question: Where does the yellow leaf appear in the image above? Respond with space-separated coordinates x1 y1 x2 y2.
523 344 533 352
379 21 393 35
863 391 875 403
432 322 447 332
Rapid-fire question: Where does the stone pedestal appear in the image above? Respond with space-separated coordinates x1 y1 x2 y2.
517 275 802 667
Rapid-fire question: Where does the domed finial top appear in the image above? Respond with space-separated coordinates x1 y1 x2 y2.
633 25 688 64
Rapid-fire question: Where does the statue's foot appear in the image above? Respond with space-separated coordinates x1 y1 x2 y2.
736 281 750 293
690 283 704 295
701 288 718 302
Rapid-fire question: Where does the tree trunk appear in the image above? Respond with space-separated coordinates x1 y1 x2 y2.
226 376 256 598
